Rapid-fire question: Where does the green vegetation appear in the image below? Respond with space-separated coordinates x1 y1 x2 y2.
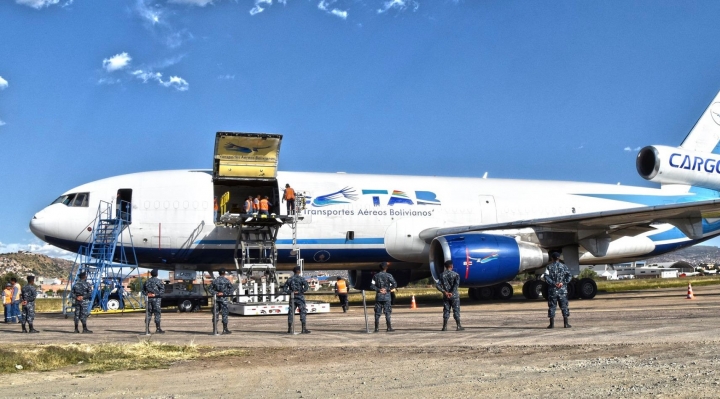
0 341 246 374
0 272 27 288
578 268 599 280
596 275 720 292
0 253 74 279
34 298 63 312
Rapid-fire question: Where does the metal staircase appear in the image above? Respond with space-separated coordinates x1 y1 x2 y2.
62 200 141 316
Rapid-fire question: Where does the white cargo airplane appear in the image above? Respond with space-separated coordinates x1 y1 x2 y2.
28 89 720 301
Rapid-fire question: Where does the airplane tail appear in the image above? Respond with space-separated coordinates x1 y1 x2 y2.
679 89 720 153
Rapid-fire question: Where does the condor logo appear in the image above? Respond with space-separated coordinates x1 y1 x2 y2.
669 153 720 173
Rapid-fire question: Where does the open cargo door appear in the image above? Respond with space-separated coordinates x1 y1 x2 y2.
213 132 283 182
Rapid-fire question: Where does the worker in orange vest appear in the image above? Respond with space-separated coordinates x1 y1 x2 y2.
213 196 218 222
282 184 296 215
335 276 349 313
3 283 13 323
244 196 253 214
253 195 261 213
259 196 273 216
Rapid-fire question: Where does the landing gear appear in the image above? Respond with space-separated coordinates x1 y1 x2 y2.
576 278 598 299
494 282 513 300
478 286 494 300
522 280 546 300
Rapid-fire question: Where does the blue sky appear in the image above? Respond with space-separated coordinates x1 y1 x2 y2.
3 0 720 257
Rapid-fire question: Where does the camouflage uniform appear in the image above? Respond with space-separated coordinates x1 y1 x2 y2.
283 274 309 324
21 285 37 326
142 277 165 325
370 271 397 330
208 276 234 324
545 261 572 318
72 280 93 324
436 269 461 325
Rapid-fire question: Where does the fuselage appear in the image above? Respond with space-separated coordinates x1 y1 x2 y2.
28 169 720 272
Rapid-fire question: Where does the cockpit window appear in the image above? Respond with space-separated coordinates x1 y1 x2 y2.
51 192 90 207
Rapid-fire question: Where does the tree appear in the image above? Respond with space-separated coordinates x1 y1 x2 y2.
0 273 28 288
128 277 146 294
578 268 599 280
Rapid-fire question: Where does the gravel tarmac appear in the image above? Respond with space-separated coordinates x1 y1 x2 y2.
2 284 720 398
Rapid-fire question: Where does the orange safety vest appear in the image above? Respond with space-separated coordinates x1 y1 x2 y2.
259 199 269 211
13 284 21 301
213 198 218 211
284 187 295 200
336 279 348 294
253 199 260 210
2 288 12 305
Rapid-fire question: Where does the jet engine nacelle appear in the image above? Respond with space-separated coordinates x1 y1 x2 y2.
637 145 720 190
429 233 548 287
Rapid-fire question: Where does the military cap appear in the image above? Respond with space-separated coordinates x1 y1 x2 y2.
293 266 301 273
78 271 87 279
550 252 562 260
150 269 159 277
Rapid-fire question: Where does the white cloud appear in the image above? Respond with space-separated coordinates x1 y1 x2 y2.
132 69 189 91
318 0 348 19
0 119 5 127
624 146 641 152
97 78 121 85
377 0 419 13
250 0 273 15
15 0 60 9
0 241 76 260
0 76 8 90
168 0 215 5
135 0 162 25
102 52 132 72
624 147 632 151
217 74 235 80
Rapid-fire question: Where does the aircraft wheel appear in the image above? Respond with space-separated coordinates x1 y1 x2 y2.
178 299 193 312
495 283 513 300
468 287 481 301
541 281 549 299
522 281 530 298
526 281 541 300
478 286 494 300
106 299 120 311
566 281 577 299
577 278 598 299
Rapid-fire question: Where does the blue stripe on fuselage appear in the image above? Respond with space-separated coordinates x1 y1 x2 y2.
194 238 385 245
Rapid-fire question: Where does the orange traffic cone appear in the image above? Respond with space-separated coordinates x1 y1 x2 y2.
410 295 418 309
686 283 695 300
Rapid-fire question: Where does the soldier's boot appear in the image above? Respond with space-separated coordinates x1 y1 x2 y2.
155 323 165 334
386 321 395 333
563 317 571 328
82 322 93 334
301 323 311 334
222 323 232 335
441 319 448 331
374 320 379 333
547 317 555 329
74 322 80 333
21 323 27 333
456 321 465 331
287 322 293 334
29 323 39 333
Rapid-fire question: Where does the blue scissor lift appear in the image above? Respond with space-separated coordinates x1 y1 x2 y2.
62 200 142 317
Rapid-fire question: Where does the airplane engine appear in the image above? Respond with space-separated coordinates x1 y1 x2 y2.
637 145 720 190
348 269 413 290
429 233 548 287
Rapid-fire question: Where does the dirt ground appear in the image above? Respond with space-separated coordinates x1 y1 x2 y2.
2 285 720 398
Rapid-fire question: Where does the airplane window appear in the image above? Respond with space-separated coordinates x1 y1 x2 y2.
73 193 89 207
51 195 69 205
63 194 76 206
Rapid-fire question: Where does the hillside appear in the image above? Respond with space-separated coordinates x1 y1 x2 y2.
0 252 74 279
645 245 720 265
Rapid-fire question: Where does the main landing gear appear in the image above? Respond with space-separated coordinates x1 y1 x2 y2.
519 278 598 300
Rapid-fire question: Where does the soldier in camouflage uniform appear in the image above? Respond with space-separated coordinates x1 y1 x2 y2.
72 272 93 333
208 269 234 335
545 252 573 328
436 260 464 331
20 275 39 333
370 262 397 333
283 266 311 334
142 269 165 334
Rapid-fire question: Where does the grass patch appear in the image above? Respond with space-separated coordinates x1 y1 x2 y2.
596 275 720 292
0 341 246 374
35 298 63 313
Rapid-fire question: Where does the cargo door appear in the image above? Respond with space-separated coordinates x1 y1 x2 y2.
478 195 497 224
213 132 283 182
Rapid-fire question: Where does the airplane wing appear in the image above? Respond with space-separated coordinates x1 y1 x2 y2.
419 199 720 242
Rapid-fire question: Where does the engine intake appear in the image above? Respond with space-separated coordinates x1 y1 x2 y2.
637 145 720 190
429 233 547 287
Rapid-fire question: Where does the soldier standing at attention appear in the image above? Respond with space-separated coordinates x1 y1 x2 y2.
20 275 39 333
283 266 310 334
208 269 234 335
545 252 573 328
334 276 349 313
370 262 397 333
142 269 165 334
436 260 464 331
72 272 93 333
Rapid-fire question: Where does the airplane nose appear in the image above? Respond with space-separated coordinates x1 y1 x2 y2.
29 214 46 241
